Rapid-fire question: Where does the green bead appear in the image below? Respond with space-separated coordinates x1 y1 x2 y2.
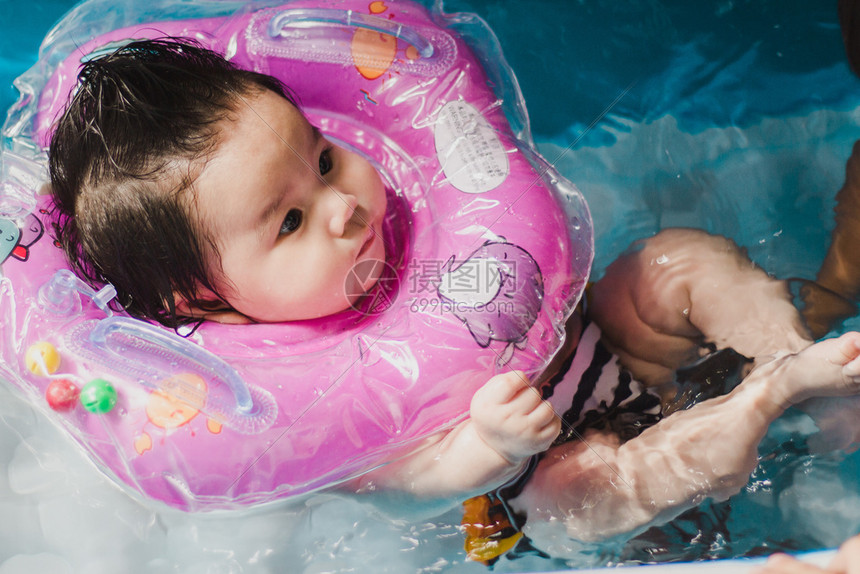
80 378 117 414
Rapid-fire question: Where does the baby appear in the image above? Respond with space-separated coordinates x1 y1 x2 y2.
48 39 860 556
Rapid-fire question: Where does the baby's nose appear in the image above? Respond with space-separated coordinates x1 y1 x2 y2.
327 192 359 237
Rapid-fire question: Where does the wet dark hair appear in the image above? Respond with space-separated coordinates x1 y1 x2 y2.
49 38 297 329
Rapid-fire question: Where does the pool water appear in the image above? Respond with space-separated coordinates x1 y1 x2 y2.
2 1 860 572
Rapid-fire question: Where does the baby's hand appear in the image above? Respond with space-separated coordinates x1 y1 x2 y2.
470 371 561 464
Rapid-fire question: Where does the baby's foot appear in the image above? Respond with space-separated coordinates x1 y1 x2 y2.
768 332 860 406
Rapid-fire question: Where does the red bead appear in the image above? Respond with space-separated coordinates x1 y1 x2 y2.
46 378 80 411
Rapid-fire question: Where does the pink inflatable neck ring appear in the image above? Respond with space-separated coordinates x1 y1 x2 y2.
0 0 593 510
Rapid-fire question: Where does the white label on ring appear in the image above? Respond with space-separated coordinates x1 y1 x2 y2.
434 100 509 194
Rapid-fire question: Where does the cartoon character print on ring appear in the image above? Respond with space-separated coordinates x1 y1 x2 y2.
0 0 593 510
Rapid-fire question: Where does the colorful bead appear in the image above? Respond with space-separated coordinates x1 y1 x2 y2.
25 342 61 376
80 378 117 414
45 378 80 411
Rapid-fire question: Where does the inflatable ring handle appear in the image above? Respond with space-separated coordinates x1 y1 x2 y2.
88 316 256 415
38 269 115 317
267 8 435 58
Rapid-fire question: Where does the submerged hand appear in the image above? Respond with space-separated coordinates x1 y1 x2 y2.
752 534 860 573
470 371 561 464
795 278 858 339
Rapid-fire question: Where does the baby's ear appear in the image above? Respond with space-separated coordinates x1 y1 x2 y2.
172 289 253 325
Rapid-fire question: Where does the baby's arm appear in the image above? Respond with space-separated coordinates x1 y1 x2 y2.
354 371 560 500
510 333 860 543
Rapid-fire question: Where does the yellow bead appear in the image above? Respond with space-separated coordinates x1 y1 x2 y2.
25 342 61 376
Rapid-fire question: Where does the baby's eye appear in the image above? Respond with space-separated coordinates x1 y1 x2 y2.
319 149 333 176
279 209 303 235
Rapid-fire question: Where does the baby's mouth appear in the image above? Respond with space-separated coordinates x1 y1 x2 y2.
357 226 378 259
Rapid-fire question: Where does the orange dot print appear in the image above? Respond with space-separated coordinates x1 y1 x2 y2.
145 373 206 430
352 28 397 80
134 432 153 455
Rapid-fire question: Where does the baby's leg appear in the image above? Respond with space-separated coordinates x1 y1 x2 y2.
589 228 811 386
510 332 860 545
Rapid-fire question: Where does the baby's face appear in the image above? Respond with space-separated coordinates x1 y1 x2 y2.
193 89 387 322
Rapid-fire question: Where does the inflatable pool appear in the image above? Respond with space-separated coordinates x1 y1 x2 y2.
0 0 857 572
